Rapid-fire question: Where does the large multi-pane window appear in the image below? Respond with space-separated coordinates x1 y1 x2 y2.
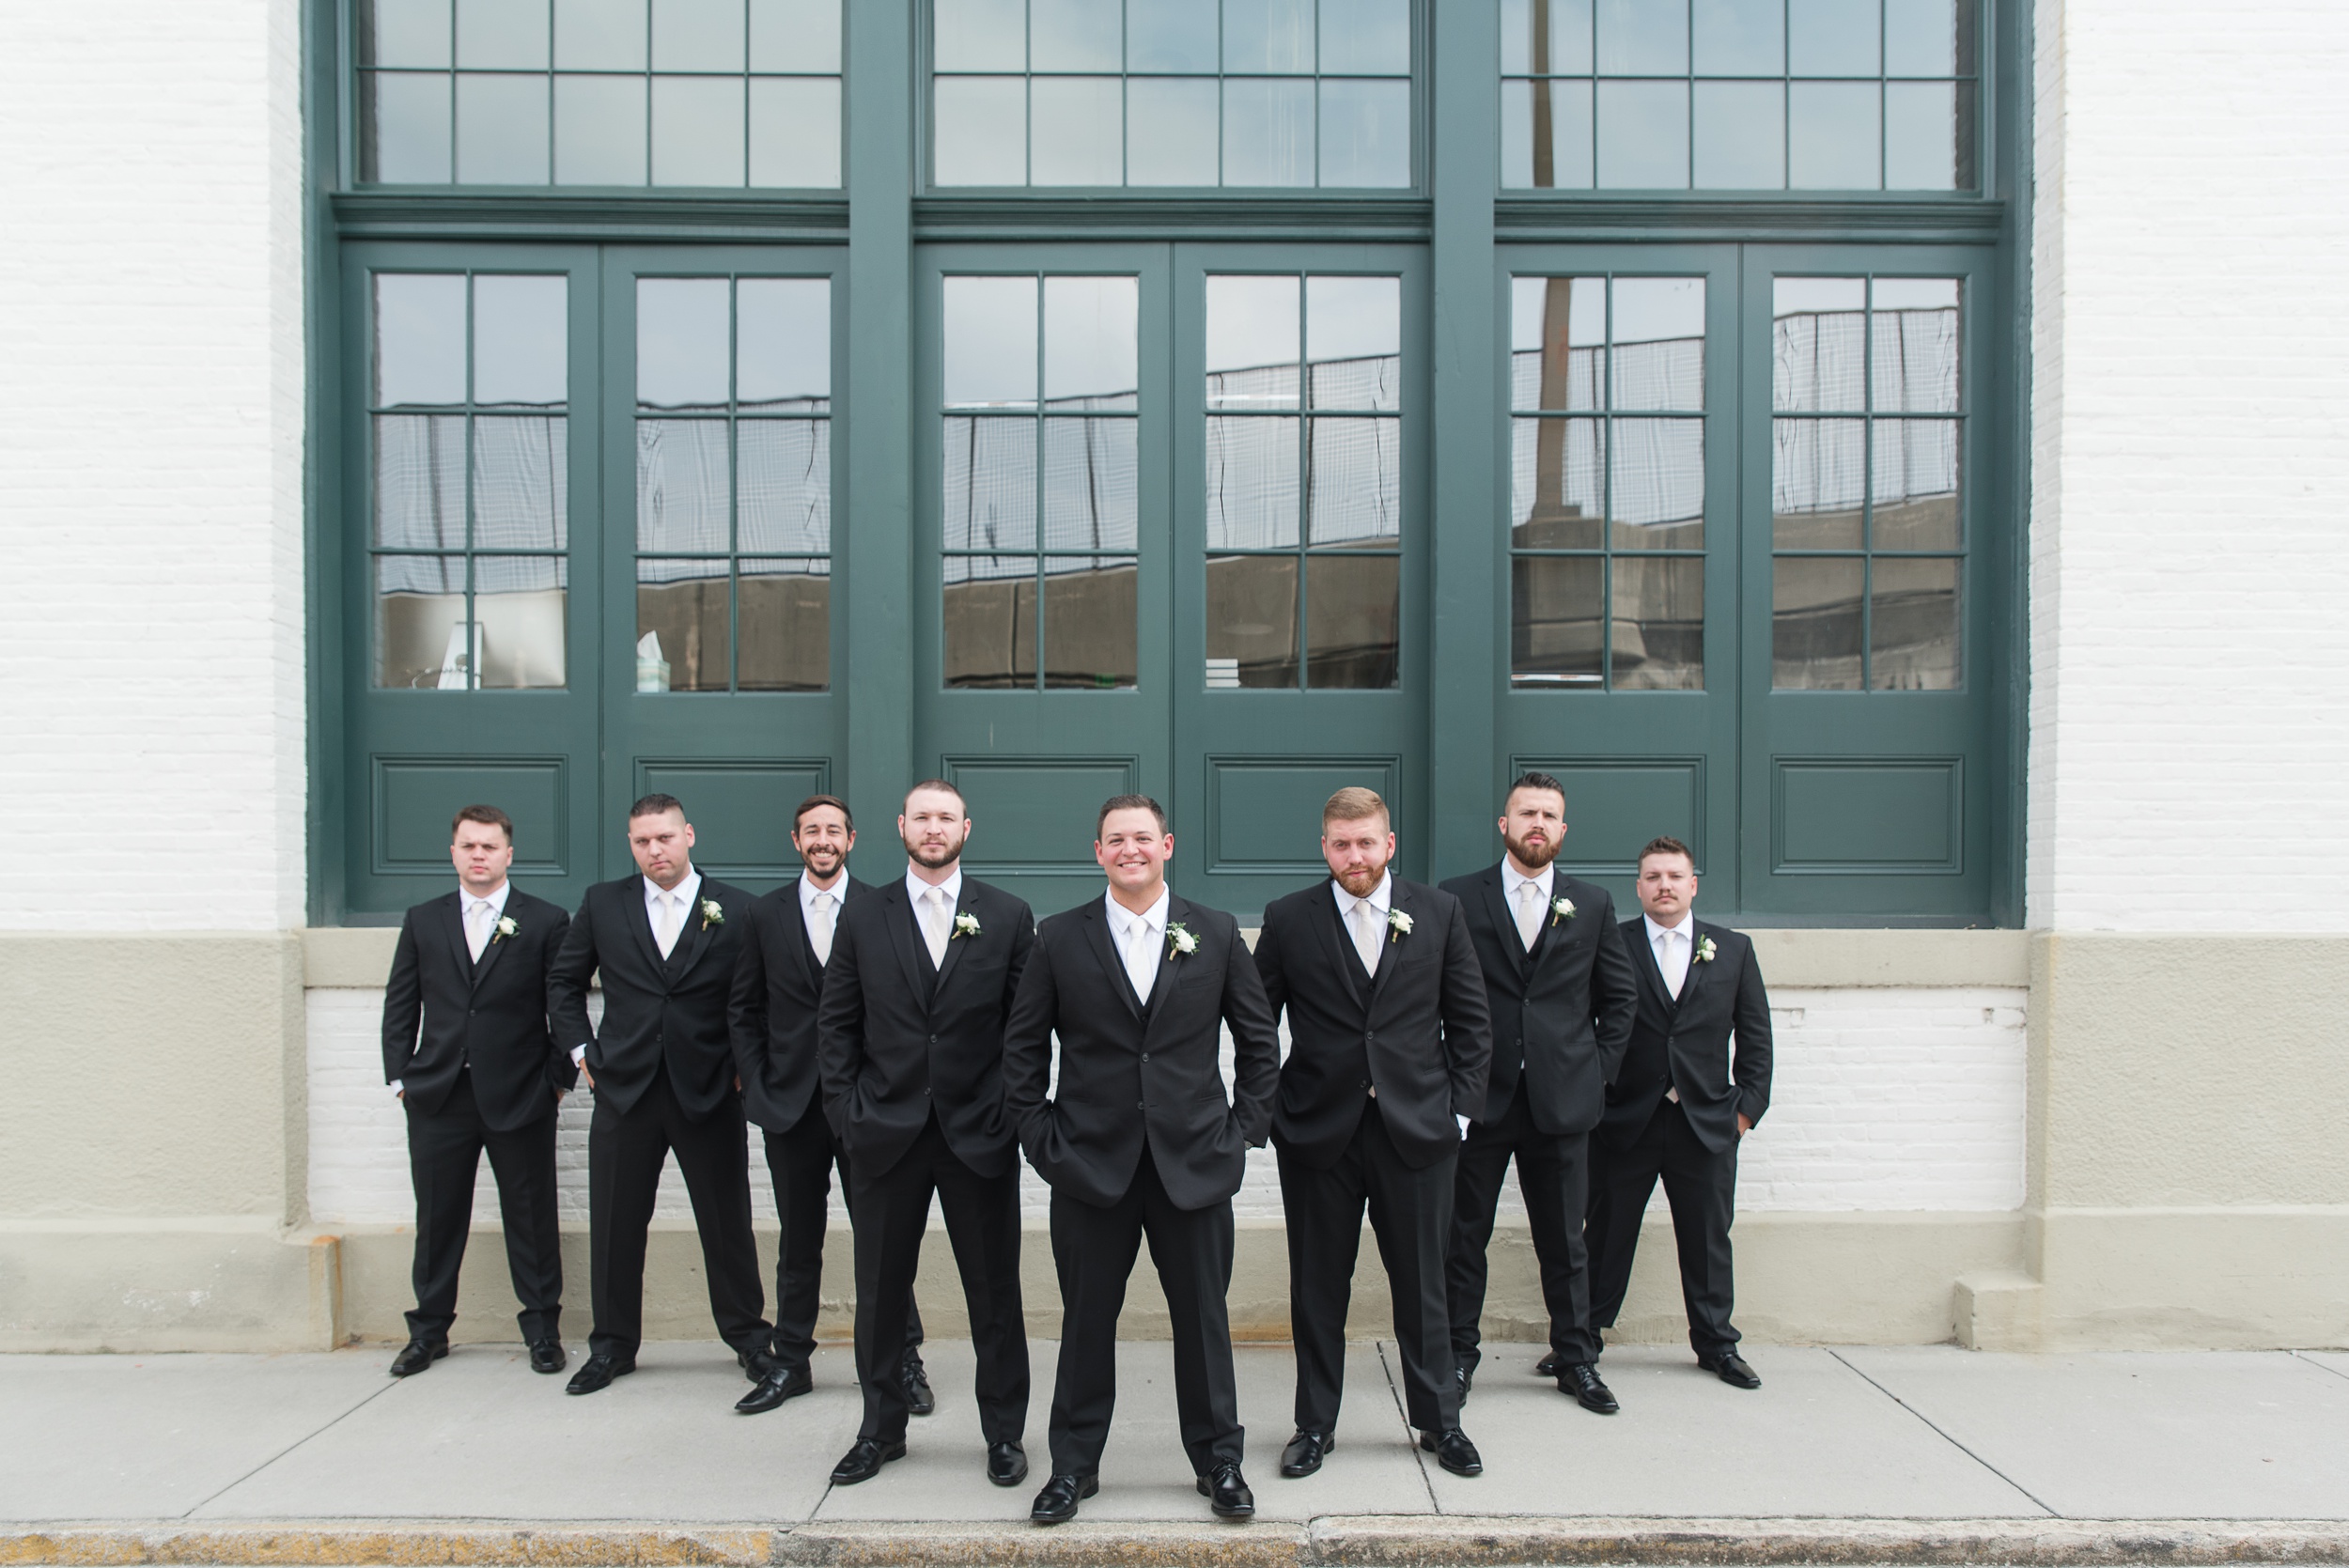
1205 274 1402 690
633 275 833 692
930 0 1412 188
357 0 843 187
941 274 1142 690
1500 0 1976 191
371 272 569 691
1508 274 1705 690
1771 275 1962 691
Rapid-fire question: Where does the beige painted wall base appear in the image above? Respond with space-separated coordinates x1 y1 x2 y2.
0 1222 337 1353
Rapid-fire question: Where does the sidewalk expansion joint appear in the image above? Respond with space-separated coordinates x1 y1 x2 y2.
1828 1348 2059 1518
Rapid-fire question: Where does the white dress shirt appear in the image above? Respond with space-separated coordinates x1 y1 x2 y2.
393 879 512 1097
800 872 847 968
907 864 964 969
1644 910 1698 1103
571 869 704 1068
1104 884 1172 1004
1501 858 1555 952
1330 870 1393 975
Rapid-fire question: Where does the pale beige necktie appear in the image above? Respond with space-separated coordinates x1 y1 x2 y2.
653 892 682 958
464 899 491 962
1348 899 1382 974
1514 880 1544 952
921 887 952 969
808 890 836 967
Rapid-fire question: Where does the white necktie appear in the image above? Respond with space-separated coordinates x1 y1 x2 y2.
1348 898 1382 975
1514 880 1543 952
1126 915 1159 1003
921 887 952 969
653 892 681 959
464 899 491 962
808 890 835 968
1657 927 1688 998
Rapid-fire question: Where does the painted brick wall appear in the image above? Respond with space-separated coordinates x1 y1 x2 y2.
0 1 305 933
311 986 2026 1227
2029 0 2349 931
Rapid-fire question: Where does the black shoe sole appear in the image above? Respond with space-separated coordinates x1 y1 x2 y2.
1575 1390 1621 1414
1418 1436 1483 1478
1031 1475 1097 1523
1196 1478 1255 1518
829 1442 907 1484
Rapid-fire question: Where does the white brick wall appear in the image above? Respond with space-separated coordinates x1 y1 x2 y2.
0 0 307 933
2029 0 2349 931
312 986 2026 1227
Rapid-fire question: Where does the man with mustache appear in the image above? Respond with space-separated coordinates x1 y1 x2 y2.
817 781 1035 1488
1439 772 1639 1415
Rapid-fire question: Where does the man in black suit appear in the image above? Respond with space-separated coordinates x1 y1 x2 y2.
728 794 929 1416
1440 772 1639 1415
1253 787 1494 1481
548 793 773 1398
1003 796 1281 1525
1587 836 1774 1390
817 780 1036 1488
380 804 572 1377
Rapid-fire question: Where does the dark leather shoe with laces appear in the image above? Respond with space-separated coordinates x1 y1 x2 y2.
1699 1349 1762 1389
1561 1361 1619 1414
1278 1429 1334 1478
739 1345 781 1384
830 1436 906 1484
388 1339 446 1377
1535 1351 1558 1377
564 1354 634 1395
527 1339 566 1374
987 1440 1029 1486
901 1349 936 1416
1028 1471 1096 1524
1419 1427 1483 1477
735 1362 812 1413
1196 1461 1254 1518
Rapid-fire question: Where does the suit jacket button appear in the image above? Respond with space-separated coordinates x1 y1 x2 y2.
1138 1101 1146 1110
1140 1053 1148 1062
468 1009 476 1017
924 1087 931 1096
929 1034 939 1044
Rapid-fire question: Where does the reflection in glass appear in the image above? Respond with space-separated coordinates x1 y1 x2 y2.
1042 556 1139 688
1772 277 1865 411
459 0 549 69
1871 278 1960 411
1870 555 1958 690
1224 0 1314 74
1206 276 1300 408
943 416 1040 551
652 75 746 184
751 0 844 71
1306 275 1401 409
1501 78 1595 190
1205 416 1300 549
1043 419 1139 550
934 77 1028 184
738 419 831 553
1871 420 1959 549
377 554 468 689
1609 419 1703 549
555 0 648 70
473 276 568 405
366 0 455 68
653 0 746 70
1510 555 1602 687
1611 554 1703 689
1223 77 1315 186
738 556 829 690
1885 0 1964 76
1511 418 1602 550
473 416 568 550
738 278 832 409
1510 275 1603 411
1322 0 1410 72
637 556 731 690
1789 81 1879 188
1319 78 1411 187
1610 278 1704 410
637 419 732 552
1788 0 1878 75
1692 0 1782 74
1309 418 1399 545
1128 0 1218 72
1693 81 1783 188
1032 77 1126 185
1306 552 1400 688
1033 0 1123 70
637 278 731 408
376 274 468 406
751 77 843 186
457 74 550 183
1596 80 1687 188
945 276 1039 408
1884 82 1956 190
943 554 1038 689
365 73 454 182
1772 554 1864 689
1596 0 1684 71
474 555 568 688
1773 417 1864 547
1127 78 1220 184
1044 275 1140 407
935 0 1026 70
375 415 468 549
556 75 649 184
1206 553 1299 687
1500 0 1595 75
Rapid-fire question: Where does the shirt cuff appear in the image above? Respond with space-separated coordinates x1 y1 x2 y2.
570 1045 588 1066
1455 1112 1471 1138
390 1079 404 1096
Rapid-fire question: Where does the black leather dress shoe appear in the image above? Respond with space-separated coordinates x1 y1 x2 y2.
1699 1349 1762 1389
528 1339 566 1375
987 1440 1029 1486
739 1345 781 1384
1278 1429 1334 1478
735 1362 813 1413
1419 1427 1483 1477
564 1354 634 1395
901 1349 935 1416
1561 1361 1619 1414
1028 1471 1096 1524
829 1436 907 1484
1196 1461 1254 1519
388 1339 447 1377
1535 1351 1558 1377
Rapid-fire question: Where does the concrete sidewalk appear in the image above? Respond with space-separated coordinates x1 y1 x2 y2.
5 1341 2349 1564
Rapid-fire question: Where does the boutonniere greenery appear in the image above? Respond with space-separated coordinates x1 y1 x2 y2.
492 914 519 944
1696 935 1718 963
1548 895 1576 927
699 897 724 930
1387 908 1413 943
1166 922 1198 959
953 910 983 940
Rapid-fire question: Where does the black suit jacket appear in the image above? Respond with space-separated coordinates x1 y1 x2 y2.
728 874 872 1135
381 887 574 1131
1439 864 1638 1134
1252 877 1494 1172
1002 893 1282 1212
1602 916 1774 1157
547 872 754 1120
817 875 1035 1181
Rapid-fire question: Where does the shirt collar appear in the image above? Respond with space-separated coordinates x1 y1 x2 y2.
1105 883 1172 937
799 872 848 918
1501 858 1554 902
459 880 512 917
645 868 702 910
1331 870 1393 919
906 863 963 908
1644 910 1695 945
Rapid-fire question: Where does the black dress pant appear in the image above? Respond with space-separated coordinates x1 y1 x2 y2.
1047 1143 1242 1479
1277 1097 1460 1435
848 1111 1028 1445
586 1060 770 1362
1585 1096 1740 1356
761 1101 921 1372
404 1071 563 1344
1445 1091 1598 1373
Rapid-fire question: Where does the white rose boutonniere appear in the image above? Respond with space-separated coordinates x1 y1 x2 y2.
1696 935 1718 963
699 897 724 930
1387 908 1413 943
953 911 983 940
492 914 519 944
1166 922 1198 959
1548 895 1576 928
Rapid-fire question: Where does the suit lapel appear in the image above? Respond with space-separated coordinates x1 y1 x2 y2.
1481 868 1533 979
1084 899 1143 1022
780 879 817 987
1313 887 1369 1011
1672 922 1708 1012
665 883 719 982
437 893 474 981
469 895 514 992
1365 882 1408 1007
624 878 667 982
1627 920 1676 1015
879 881 929 1000
933 880 975 993
1142 896 1185 1022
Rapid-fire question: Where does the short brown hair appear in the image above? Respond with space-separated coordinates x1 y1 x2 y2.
903 778 967 813
451 804 514 845
1637 835 1696 872
629 792 686 822
1322 786 1390 830
793 794 853 832
1096 793 1168 835
1505 770 1567 812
